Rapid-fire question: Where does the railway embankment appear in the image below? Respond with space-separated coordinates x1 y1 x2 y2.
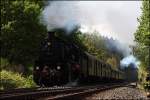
85 86 148 100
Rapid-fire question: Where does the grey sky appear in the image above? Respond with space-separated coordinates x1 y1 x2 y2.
42 1 142 45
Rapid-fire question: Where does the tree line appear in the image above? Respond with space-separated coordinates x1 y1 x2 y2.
1 0 46 70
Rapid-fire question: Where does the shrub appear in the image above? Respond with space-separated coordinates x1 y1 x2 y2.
143 82 150 90
0 58 10 70
0 70 36 90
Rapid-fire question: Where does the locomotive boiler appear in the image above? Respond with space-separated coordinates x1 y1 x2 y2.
33 31 124 87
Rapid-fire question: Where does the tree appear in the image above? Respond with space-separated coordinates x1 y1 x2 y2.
79 32 122 64
135 0 150 46
134 0 150 69
106 57 118 70
134 0 150 89
1 0 47 67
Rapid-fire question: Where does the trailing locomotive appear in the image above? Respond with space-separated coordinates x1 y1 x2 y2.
33 31 124 86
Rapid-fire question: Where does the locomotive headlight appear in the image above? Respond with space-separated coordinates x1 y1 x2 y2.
36 66 39 70
47 42 51 46
147 91 150 97
57 66 61 70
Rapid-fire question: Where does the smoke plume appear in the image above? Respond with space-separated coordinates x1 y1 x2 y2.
120 55 140 68
41 1 80 33
103 37 132 56
103 37 140 69
41 1 141 43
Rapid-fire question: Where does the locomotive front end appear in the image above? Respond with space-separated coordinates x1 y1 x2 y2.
33 32 68 86
33 31 82 87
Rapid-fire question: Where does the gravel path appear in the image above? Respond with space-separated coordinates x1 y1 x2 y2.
85 86 149 100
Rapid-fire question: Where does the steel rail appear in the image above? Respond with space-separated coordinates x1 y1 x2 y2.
0 83 127 100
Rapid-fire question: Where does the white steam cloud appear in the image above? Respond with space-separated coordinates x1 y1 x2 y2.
41 1 141 44
120 55 140 68
42 1 80 33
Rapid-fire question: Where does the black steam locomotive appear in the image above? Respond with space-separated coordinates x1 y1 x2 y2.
33 32 124 86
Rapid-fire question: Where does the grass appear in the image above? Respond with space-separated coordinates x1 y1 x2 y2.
0 70 37 90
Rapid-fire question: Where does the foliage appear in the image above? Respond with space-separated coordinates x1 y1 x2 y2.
134 0 150 68
134 0 150 46
79 32 122 70
0 70 36 90
134 0 150 89
0 58 10 70
106 57 118 70
1 57 28 74
1 0 47 66
134 44 149 68
80 33 108 60
138 63 150 90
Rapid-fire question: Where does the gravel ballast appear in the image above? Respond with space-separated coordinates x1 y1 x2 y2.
85 86 148 100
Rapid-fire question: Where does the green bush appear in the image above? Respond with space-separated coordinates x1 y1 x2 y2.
0 58 10 70
0 70 36 90
143 82 150 90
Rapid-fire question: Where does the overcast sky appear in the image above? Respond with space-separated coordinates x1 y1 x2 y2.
42 1 142 45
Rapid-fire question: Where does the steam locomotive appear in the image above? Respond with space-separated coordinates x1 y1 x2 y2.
33 32 124 86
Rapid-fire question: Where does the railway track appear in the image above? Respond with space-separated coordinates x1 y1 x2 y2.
0 87 39 95
41 84 126 100
0 86 71 95
0 86 72 100
0 83 127 100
